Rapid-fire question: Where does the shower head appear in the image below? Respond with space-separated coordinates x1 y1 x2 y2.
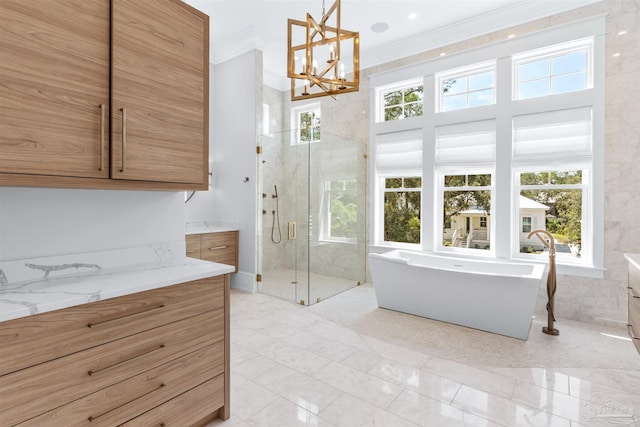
272 184 278 198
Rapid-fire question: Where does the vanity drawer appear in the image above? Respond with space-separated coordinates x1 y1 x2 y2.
628 287 640 341
121 375 225 427
16 342 224 427
0 276 224 376
629 264 640 297
0 309 223 426
200 232 238 271
186 234 201 258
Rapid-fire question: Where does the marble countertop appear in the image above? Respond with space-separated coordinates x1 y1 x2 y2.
185 220 239 235
0 242 234 322
624 253 640 271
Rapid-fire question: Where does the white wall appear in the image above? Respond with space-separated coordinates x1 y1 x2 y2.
211 50 260 292
0 187 184 261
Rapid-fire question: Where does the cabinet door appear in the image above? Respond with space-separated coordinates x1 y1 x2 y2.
0 0 110 178
111 0 209 187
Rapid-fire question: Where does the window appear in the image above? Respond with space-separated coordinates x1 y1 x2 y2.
381 81 423 121
322 179 358 242
374 130 423 246
438 63 495 112
441 174 492 250
370 18 604 275
514 40 591 100
292 103 320 144
383 177 421 244
518 170 586 260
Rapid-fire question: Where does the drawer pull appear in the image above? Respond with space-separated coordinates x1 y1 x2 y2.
88 383 165 422
88 344 165 376
208 245 228 250
87 304 165 328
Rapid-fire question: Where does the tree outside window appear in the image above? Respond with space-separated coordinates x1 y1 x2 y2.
383 85 423 121
384 177 421 244
325 179 358 241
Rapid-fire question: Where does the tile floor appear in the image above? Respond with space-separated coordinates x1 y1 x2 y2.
208 284 640 427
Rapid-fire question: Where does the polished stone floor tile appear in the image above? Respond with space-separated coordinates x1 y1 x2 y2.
313 361 404 408
210 287 640 426
388 389 501 427
318 393 419 427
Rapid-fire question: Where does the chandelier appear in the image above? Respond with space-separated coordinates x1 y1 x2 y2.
287 0 359 101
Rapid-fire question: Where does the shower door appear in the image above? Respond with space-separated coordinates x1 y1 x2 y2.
258 129 366 306
258 130 310 305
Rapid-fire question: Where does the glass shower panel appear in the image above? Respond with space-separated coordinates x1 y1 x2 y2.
258 129 365 306
307 132 366 304
258 130 309 304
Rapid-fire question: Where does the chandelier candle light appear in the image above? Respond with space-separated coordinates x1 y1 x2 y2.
287 0 359 101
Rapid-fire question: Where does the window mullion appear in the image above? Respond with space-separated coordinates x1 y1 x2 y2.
495 55 513 259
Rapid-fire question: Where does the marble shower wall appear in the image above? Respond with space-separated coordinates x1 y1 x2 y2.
265 0 639 326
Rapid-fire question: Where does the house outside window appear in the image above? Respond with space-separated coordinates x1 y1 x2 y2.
441 174 492 251
438 62 495 112
380 80 423 122
291 103 320 144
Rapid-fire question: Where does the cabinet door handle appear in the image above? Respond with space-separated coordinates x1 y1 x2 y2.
88 344 165 376
99 104 106 171
88 383 165 422
208 245 228 250
87 304 165 328
120 107 127 172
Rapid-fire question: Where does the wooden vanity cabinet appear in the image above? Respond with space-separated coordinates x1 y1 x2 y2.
0 0 209 190
186 231 239 272
627 258 640 354
0 276 230 426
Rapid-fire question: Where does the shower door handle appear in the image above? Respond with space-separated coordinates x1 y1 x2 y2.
288 222 297 240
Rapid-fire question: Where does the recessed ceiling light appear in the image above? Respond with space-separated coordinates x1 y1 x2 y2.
440 52 446 57
612 52 621 57
371 22 389 33
408 13 417 20
618 30 627 35
507 34 516 39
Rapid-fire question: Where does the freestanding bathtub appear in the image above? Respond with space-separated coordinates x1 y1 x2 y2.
369 250 547 340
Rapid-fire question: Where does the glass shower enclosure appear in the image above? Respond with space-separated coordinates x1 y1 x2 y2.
257 129 366 305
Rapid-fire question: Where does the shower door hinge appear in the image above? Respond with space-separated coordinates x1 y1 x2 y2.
256 146 262 154
256 274 262 282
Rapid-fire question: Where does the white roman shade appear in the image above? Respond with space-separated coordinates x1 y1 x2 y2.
435 120 496 169
375 129 423 176
513 107 592 164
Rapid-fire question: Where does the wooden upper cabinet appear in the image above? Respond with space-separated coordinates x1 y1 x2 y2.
0 0 209 190
111 0 209 186
0 0 110 179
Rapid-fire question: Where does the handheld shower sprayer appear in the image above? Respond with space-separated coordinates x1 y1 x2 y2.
271 184 282 244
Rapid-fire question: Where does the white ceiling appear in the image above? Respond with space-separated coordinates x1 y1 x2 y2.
184 0 601 90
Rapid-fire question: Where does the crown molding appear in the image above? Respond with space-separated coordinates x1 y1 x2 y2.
211 26 278 65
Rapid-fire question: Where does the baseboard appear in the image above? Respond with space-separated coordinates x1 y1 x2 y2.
231 271 255 293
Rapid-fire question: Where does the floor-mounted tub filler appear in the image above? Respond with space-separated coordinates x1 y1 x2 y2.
369 250 548 340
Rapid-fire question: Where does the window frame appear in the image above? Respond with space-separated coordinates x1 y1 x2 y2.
320 179 358 244
437 171 495 255
379 176 422 247
290 102 321 145
376 79 424 123
436 61 496 112
513 38 593 101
